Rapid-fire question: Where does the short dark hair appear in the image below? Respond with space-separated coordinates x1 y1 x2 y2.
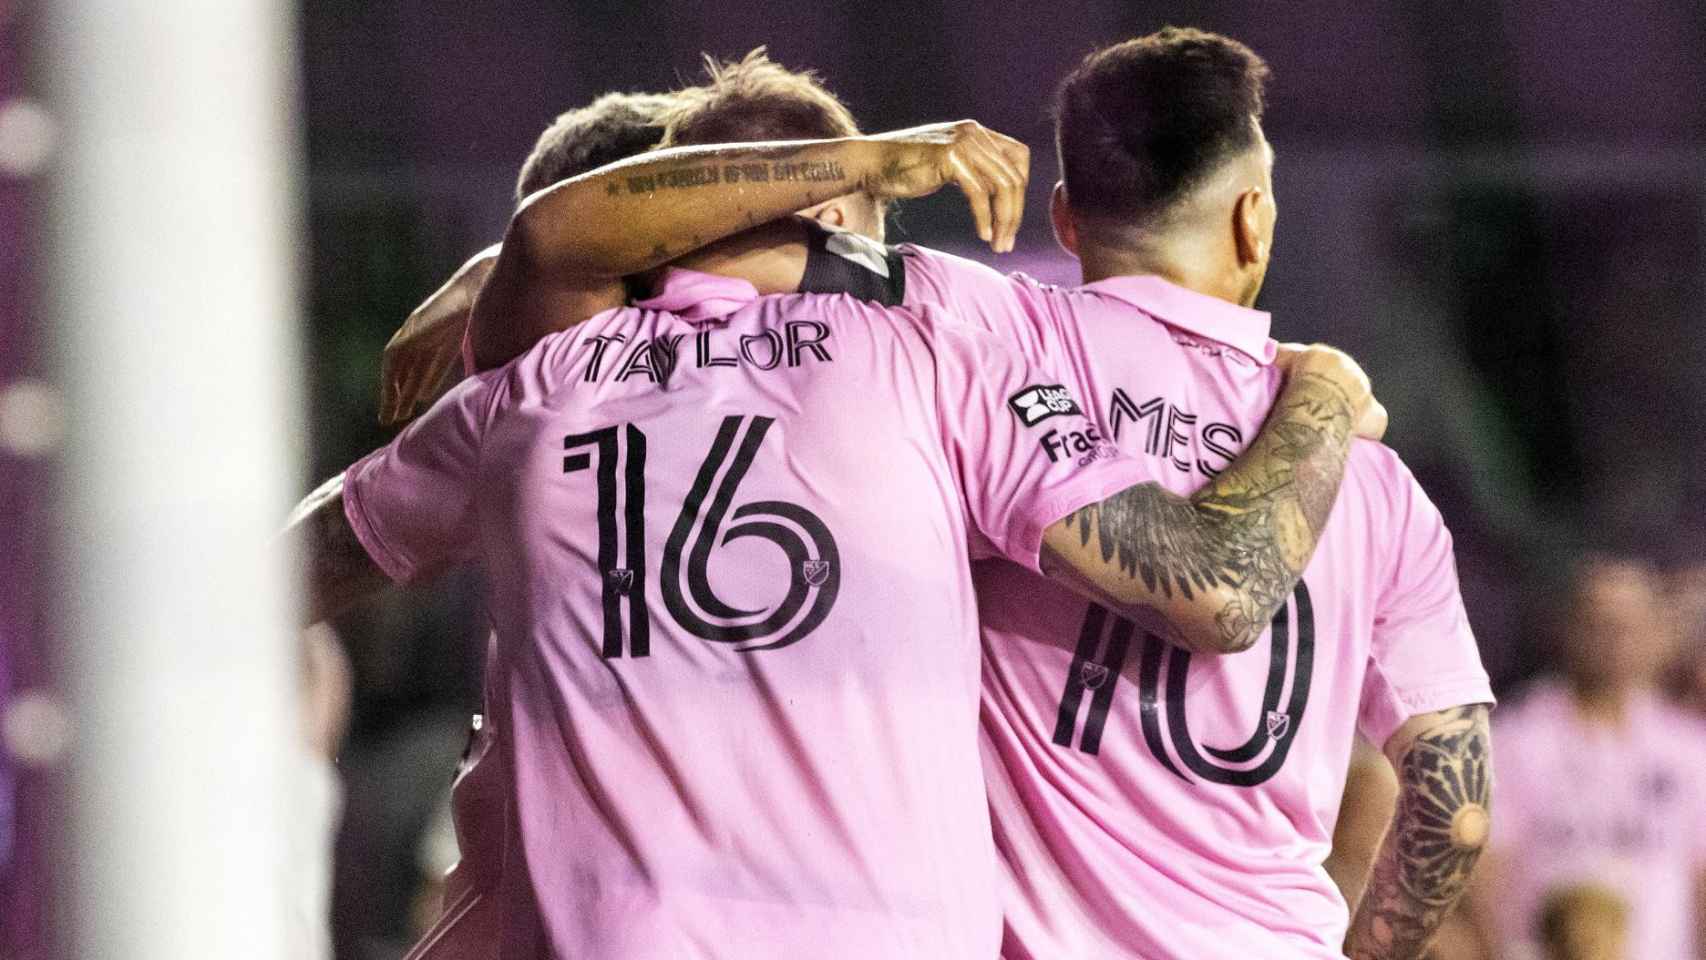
1054 28 1270 226
514 91 679 202
659 47 860 148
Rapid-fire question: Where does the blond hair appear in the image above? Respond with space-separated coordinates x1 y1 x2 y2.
660 47 861 148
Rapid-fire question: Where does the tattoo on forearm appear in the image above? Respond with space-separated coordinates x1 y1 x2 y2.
1058 370 1353 651
622 159 848 196
1347 705 1492 959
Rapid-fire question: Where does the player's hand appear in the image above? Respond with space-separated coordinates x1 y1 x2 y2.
865 120 1031 253
378 245 500 425
1274 342 1388 441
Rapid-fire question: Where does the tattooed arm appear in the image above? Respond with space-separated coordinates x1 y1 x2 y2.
469 121 1027 370
1345 704 1494 960
281 473 391 625
1040 349 1372 654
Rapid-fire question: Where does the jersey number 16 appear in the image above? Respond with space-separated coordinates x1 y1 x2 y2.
563 414 841 657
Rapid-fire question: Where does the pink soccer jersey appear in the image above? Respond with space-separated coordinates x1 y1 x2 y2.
343 268 1150 960
1489 682 1706 960
887 247 1496 959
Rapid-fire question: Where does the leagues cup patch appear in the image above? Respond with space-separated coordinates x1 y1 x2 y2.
1008 384 1082 426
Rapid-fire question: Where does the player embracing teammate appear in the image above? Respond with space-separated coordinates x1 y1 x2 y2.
315 28 1494 960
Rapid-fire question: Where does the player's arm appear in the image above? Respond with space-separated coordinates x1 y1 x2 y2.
1325 736 1400 914
1344 703 1494 960
378 245 499 425
468 120 1027 371
280 473 390 625
1695 866 1706 960
1040 347 1380 654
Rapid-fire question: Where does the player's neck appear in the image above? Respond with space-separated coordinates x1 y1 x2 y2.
669 219 808 296
1076 238 1245 306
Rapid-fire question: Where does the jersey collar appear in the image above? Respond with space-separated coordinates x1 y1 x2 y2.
634 267 761 321
1080 274 1277 365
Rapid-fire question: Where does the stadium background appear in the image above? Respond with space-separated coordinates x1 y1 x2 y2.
1 1 1704 957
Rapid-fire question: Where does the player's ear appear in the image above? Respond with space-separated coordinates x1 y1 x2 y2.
800 198 847 229
1233 187 1266 266
1050 182 1080 258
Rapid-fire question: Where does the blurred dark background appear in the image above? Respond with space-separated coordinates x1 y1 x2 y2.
4 2 1705 958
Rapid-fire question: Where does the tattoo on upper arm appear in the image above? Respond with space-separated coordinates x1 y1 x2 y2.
1063 484 1243 602
1057 371 1353 651
1347 705 1492 959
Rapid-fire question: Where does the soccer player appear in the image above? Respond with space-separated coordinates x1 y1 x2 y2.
1474 556 1706 959
381 90 687 958
483 33 1496 959
285 119 1378 960
379 90 683 425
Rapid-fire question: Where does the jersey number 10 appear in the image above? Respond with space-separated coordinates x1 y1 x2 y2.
1052 582 1316 788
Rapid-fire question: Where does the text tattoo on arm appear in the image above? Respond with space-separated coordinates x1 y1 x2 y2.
1347 705 1492 959
620 158 849 196
1059 370 1354 651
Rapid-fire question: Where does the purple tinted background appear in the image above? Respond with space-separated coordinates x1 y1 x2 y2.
6 2 1705 956
297 13 1706 945
0 7 50 958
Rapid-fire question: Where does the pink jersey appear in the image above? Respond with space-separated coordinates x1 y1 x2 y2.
889 247 1495 959
345 267 1149 960
1489 681 1706 960
404 644 506 960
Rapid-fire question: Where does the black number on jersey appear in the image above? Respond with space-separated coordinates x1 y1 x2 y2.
1052 581 1316 788
562 415 841 658
564 425 649 657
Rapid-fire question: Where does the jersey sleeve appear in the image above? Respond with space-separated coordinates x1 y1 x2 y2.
797 229 1057 365
897 246 1054 361
1357 452 1495 748
342 370 505 583
921 304 1149 573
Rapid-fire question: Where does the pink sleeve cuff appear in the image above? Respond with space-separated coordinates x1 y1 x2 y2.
1010 460 1152 576
341 457 418 584
1362 675 1496 750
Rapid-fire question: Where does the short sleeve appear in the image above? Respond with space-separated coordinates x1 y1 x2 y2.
342 371 503 583
922 305 1149 573
899 246 1055 361
1357 454 1495 748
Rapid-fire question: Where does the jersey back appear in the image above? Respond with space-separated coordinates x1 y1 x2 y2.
343 268 1149 960
887 246 1494 960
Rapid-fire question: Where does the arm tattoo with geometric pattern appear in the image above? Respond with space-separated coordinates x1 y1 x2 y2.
1346 704 1493 959
1051 370 1355 652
